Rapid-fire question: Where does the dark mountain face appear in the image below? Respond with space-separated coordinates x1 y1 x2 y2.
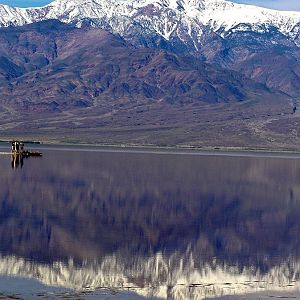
0 20 280 110
0 20 298 107
197 28 300 97
0 21 74 82
95 22 300 97
82 18 300 98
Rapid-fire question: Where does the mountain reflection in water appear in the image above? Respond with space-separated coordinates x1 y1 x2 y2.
0 147 300 299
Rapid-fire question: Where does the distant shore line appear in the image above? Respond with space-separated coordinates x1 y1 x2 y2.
1 139 300 157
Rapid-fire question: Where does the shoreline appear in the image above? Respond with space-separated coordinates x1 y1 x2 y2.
1 140 300 158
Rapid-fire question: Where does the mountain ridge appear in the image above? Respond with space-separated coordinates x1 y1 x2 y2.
1 0 300 43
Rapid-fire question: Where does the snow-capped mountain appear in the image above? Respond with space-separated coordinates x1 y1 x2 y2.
1 0 300 48
2 0 300 98
1 0 300 108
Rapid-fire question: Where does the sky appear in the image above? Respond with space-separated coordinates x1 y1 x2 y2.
0 0 52 7
0 0 300 11
233 0 300 11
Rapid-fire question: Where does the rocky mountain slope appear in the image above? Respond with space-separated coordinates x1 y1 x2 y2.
0 1 299 147
0 20 283 109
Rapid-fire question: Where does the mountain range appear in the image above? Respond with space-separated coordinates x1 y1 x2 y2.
0 0 300 148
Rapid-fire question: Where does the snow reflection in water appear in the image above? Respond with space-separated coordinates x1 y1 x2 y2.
0 146 300 299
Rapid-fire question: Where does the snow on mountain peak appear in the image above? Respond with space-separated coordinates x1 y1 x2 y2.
0 0 300 46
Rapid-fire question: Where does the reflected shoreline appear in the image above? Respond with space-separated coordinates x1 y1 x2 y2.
1 253 300 300
3 143 300 159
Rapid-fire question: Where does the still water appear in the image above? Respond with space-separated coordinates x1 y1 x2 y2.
1 145 300 299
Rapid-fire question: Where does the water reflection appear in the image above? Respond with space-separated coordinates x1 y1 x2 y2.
10 153 43 169
0 148 300 299
11 154 25 169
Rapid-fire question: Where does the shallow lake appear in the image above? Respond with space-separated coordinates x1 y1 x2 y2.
1 145 300 299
